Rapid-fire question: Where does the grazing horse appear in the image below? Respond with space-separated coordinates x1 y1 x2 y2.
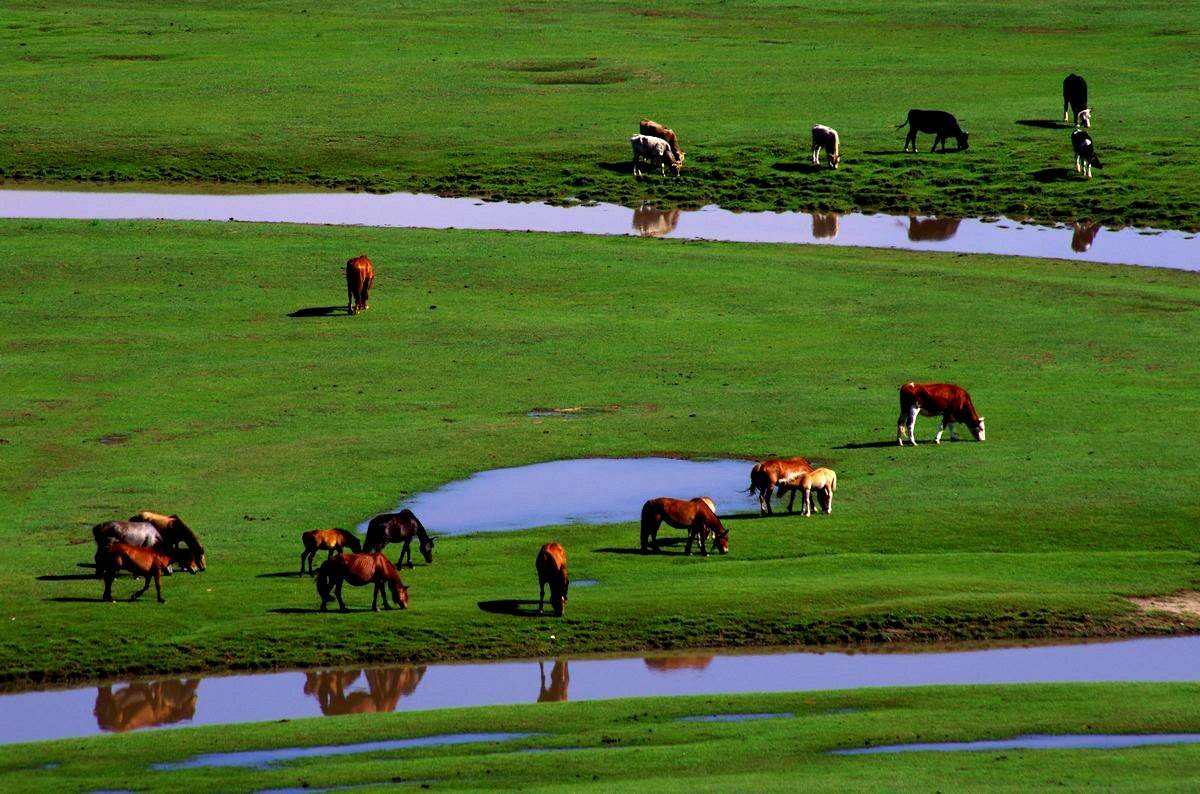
96 542 197 603
300 528 362 575
640 497 728 556
747 457 813 515
364 510 435 568
345 255 375 315
317 552 408 612
536 542 569 616
898 381 986 445
776 468 838 515
130 511 206 571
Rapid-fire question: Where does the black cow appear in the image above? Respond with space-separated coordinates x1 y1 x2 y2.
1063 73 1089 127
1071 129 1102 178
897 110 969 152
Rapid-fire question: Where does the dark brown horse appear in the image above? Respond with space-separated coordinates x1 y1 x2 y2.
300 528 362 575
640 497 728 555
364 510 434 568
536 542 569 616
96 542 197 603
316 552 408 612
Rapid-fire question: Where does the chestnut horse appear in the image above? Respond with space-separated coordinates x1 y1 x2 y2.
364 510 434 568
640 497 728 556
96 542 197 603
346 255 375 315
317 552 408 612
130 511 206 571
775 467 838 515
536 542 569 616
300 528 362 575
747 457 813 515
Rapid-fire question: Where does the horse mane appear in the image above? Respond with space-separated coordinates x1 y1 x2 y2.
167 516 205 557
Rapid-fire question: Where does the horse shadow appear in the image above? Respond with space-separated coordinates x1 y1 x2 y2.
477 599 550 618
46 596 108 603
596 160 633 175
862 149 907 156
1016 119 1071 129
37 573 99 581
595 538 691 556
834 440 897 449
258 571 307 579
269 606 380 615
718 511 789 521
1032 167 1075 183
771 161 822 173
288 306 348 318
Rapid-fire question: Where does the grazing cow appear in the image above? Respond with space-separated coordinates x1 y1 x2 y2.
536 542 569 616
631 134 684 177
747 457 813 515
345 255 375 315
316 552 408 612
897 381 986 446
364 510 435 569
811 124 841 169
96 542 198 603
776 468 838 516
300 528 362 575
1072 129 1102 178
640 119 682 159
640 497 728 556
1063 74 1089 127
898 110 969 152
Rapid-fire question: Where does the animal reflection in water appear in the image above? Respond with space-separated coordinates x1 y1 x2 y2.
94 679 199 732
643 655 714 672
632 205 680 237
303 666 427 715
907 216 961 242
811 212 840 239
1072 222 1101 252
538 659 570 702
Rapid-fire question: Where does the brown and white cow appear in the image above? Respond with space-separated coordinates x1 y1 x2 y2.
897 382 986 446
345 255 375 315
747 456 813 515
631 134 683 177
639 119 682 159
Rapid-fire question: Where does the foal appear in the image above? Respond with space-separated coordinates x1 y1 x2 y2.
776 467 838 515
300 528 362 575
316 552 409 612
96 542 197 603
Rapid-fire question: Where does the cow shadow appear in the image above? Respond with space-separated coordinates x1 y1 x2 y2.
1032 167 1076 183
771 161 822 173
862 149 908 156
597 161 633 175
835 440 898 450
1016 119 1071 129
288 306 347 318
477 599 548 618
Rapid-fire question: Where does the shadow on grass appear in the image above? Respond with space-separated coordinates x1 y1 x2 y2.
288 306 347 318
1033 167 1076 183
771 161 823 173
46 596 107 603
258 571 307 579
1017 119 1072 129
596 160 633 175
719 511 789 520
862 149 909 156
37 573 99 581
477 599 550 618
595 538 691 556
269 606 388 615
834 440 897 449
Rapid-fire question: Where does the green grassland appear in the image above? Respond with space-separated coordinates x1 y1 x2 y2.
1 220 1198 686
4 684 1200 791
2 1 1199 228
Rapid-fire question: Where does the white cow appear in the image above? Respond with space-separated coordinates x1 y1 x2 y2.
811 124 840 169
630 134 683 177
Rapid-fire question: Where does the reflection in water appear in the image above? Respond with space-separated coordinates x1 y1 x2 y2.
94 679 199 733
812 212 840 240
303 666 426 716
907 216 961 242
538 660 569 702
644 655 714 672
1072 222 1102 252
632 205 681 237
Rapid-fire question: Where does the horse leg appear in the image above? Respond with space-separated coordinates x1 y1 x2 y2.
786 486 797 513
758 488 767 516
301 550 310 576
403 540 414 569
372 581 381 612
335 579 347 612
698 527 709 557
379 579 391 610
824 485 833 514
539 579 546 613
684 528 695 556
102 570 115 602
764 484 774 515
132 573 152 601
154 568 164 603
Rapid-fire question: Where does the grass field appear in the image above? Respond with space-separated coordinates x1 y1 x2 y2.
3 683 1200 791
2 1 1199 228
1 219 1198 687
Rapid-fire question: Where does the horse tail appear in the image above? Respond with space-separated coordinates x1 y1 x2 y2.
640 502 659 549
315 561 333 603
896 113 911 128
829 470 837 493
745 464 762 495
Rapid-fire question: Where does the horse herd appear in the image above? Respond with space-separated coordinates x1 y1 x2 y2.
84 382 984 617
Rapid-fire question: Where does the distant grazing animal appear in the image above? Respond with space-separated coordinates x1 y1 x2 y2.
1071 129 1102 178
776 468 838 516
345 255 375 315
898 109 969 152
96 542 197 603
747 457 813 515
1071 222 1101 252
633 205 681 237
811 212 839 239
364 510 435 568
316 552 408 612
907 216 961 242
130 511 206 571
898 381 986 446
640 497 728 556
300 528 362 575
631 134 683 177
536 542 569 616
811 124 841 169
640 119 682 159
1063 74 1089 127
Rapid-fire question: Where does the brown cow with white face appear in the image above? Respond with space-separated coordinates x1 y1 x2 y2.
897 382 986 445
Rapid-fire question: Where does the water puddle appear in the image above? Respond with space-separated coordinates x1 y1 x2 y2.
833 733 1200 755
4 636 1200 745
153 731 534 770
361 457 756 535
573 579 599 587
679 712 792 723
1 189 1196 270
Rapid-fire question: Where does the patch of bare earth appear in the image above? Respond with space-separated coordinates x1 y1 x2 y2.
1128 592 1200 619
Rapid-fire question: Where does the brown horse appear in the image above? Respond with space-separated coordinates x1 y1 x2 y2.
536 542 569 616
300 528 362 575
640 497 728 556
316 552 408 612
130 511 206 571
364 510 434 568
775 467 838 515
96 542 197 603
747 457 813 515
345 255 375 315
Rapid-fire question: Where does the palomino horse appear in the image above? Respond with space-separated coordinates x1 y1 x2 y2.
130 511 206 571
640 497 728 556
96 542 197 603
747 457 812 515
345 255 375 315
317 552 408 612
364 510 434 569
775 467 838 515
300 528 362 575
536 542 569 616
94 679 199 732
